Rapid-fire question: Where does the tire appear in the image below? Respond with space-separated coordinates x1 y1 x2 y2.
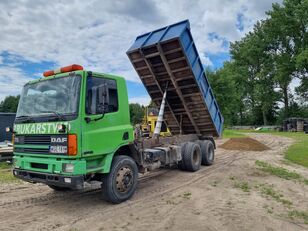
182 142 202 172
48 185 71 191
197 140 215 166
101 155 138 204
177 142 188 170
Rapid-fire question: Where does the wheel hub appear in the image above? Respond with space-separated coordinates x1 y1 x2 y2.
116 166 133 193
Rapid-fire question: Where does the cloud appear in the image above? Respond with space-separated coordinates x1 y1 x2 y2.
0 0 282 101
129 96 151 106
0 66 35 100
200 53 213 67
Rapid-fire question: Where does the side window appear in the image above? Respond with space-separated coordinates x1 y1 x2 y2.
86 75 118 115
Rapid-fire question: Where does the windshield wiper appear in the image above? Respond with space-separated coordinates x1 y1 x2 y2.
40 111 65 121
15 115 35 123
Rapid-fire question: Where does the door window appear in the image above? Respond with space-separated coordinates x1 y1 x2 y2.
86 75 118 115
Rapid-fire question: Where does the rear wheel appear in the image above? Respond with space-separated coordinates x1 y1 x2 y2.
198 140 215 166
177 142 188 170
180 142 202 172
101 155 138 204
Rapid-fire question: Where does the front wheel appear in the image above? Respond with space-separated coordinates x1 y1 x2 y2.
101 155 138 204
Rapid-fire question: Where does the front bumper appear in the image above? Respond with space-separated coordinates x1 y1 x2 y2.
13 168 84 189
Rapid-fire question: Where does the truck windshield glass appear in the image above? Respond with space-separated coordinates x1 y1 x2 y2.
16 75 81 123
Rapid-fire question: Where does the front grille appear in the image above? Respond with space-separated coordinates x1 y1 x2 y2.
14 147 49 154
15 135 51 145
24 135 51 145
14 135 68 155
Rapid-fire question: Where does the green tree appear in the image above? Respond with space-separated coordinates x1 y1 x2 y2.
129 103 144 125
207 63 245 126
0 95 20 112
230 21 279 125
264 0 308 115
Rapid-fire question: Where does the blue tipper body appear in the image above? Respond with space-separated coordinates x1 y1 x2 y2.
127 20 223 137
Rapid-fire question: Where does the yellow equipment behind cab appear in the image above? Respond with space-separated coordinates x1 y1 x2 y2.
141 107 171 137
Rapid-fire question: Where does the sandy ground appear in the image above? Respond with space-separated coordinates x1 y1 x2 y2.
0 134 307 231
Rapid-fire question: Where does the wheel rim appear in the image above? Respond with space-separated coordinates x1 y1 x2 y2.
192 149 200 165
116 166 133 193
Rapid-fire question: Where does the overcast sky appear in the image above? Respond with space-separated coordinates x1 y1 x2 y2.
0 0 282 104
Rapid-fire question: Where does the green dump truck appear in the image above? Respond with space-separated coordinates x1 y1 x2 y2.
10 20 223 203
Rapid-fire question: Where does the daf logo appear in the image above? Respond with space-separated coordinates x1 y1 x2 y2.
51 137 67 143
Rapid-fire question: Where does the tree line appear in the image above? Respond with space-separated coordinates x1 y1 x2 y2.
207 0 307 126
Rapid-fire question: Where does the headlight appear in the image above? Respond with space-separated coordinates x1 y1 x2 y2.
13 158 19 168
63 163 74 173
5 127 12 133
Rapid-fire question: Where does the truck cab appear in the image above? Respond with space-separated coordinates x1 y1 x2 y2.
12 65 134 196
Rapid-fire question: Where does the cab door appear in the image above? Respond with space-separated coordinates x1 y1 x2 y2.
81 73 126 158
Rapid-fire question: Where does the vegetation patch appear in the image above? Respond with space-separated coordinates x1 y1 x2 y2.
0 162 11 170
282 133 308 168
255 160 308 185
259 184 292 207
182 192 192 199
0 171 19 183
233 180 251 192
263 205 274 214
166 192 192 205
288 210 308 224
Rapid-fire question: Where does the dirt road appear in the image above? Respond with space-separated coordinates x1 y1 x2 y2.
1 134 307 231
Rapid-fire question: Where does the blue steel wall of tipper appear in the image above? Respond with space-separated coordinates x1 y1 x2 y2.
127 20 224 137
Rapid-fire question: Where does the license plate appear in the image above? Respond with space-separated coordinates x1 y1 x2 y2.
49 145 67 154
49 135 68 154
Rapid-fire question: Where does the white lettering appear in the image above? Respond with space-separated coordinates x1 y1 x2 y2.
52 123 58 133
30 124 36 134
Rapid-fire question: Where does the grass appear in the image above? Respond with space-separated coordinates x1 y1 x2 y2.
259 184 292 207
233 180 251 192
256 160 301 180
0 162 20 183
288 210 308 224
166 192 192 205
263 205 274 214
282 133 308 168
182 192 192 199
255 160 308 185
222 129 246 138
0 162 11 170
0 171 19 183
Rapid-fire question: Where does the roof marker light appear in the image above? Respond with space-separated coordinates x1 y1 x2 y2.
43 64 84 77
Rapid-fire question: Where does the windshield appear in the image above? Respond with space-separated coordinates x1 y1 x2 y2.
16 74 81 123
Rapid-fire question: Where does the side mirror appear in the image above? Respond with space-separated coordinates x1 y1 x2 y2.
97 83 109 114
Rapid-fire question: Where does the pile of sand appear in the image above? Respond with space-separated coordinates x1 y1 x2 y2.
220 137 270 151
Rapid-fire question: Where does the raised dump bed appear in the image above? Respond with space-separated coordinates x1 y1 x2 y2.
127 20 223 137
